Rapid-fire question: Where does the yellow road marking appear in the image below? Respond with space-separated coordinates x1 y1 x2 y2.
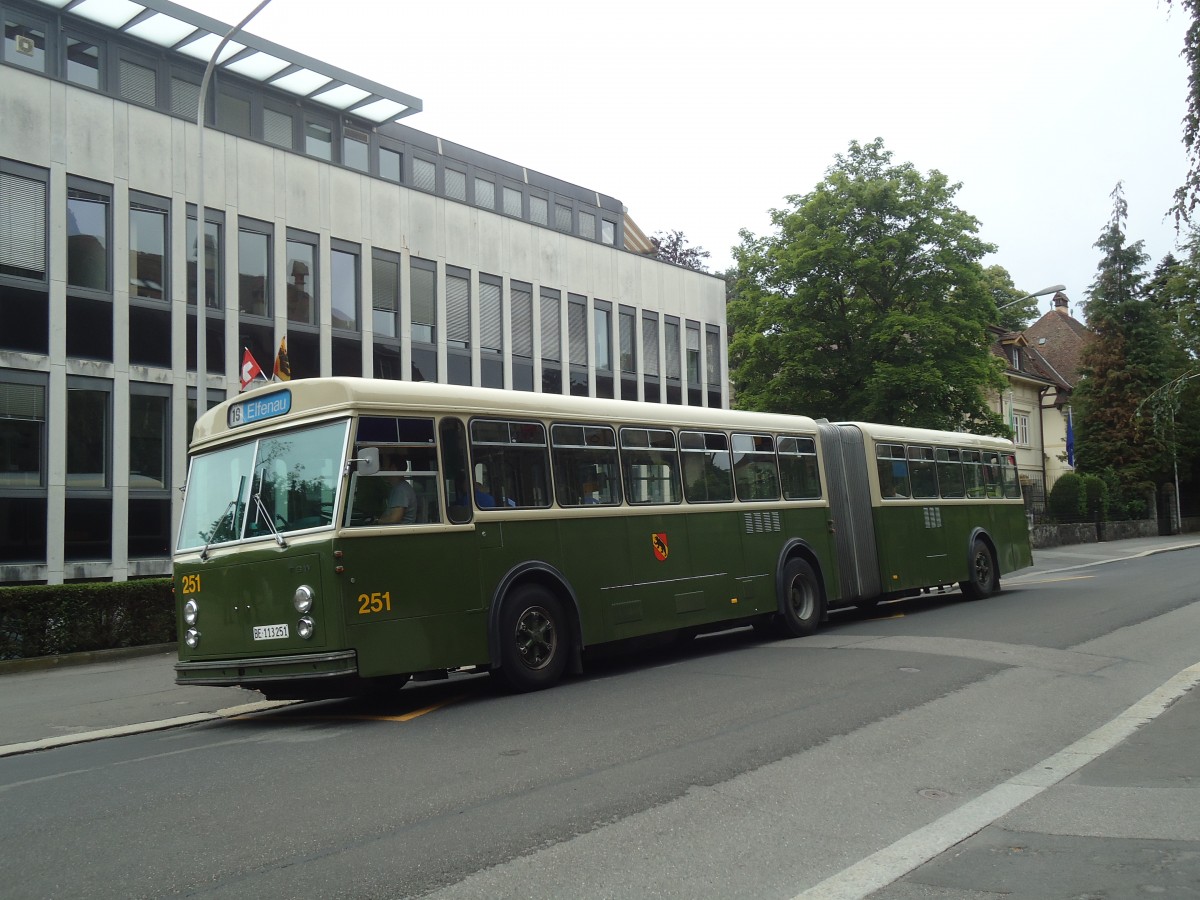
370 695 467 722
231 694 467 723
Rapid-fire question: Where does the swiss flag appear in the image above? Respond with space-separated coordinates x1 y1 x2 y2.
240 348 265 390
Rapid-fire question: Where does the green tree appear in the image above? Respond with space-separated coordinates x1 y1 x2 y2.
982 264 1037 332
727 138 1007 433
1167 0 1200 223
649 230 710 271
1074 184 1173 488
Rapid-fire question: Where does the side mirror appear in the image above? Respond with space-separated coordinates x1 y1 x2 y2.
353 446 380 476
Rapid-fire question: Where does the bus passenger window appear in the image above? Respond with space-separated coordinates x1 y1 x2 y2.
620 427 682 504
344 417 440 526
732 433 780 501
680 430 733 503
961 450 986 497
777 435 820 500
936 448 965 498
469 419 551 508
907 446 938 499
551 424 621 506
983 454 1003 498
876 443 909 498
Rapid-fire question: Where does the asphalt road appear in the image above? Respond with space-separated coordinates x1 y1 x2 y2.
2 548 1198 899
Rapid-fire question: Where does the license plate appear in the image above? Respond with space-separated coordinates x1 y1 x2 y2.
252 623 289 641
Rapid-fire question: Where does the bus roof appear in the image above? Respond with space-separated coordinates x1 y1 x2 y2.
838 421 1017 452
191 378 825 451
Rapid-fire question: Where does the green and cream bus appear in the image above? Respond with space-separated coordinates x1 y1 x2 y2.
173 378 1032 695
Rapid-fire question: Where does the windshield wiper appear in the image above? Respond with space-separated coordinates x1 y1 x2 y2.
252 465 287 548
200 476 245 561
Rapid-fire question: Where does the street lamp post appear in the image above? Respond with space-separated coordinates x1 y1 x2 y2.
996 283 1066 313
196 0 275 408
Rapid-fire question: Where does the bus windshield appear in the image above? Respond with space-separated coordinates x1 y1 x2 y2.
177 419 349 551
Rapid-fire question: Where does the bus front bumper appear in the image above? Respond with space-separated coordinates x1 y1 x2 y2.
174 649 358 686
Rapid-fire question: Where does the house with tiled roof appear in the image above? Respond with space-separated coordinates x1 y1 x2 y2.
990 291 1095 510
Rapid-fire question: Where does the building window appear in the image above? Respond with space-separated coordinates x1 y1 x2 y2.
642 311 660 403
601 219 616 246
1 163 48 282
67 184 110 292
540 288 561 362
1014 412 1031 447
0 375 45 489
530 195 548 226
568 294 588 397
129 196 167 301
445 268 470 350
412 157 436 192
619 305 637 401
579 211 595 240
479 274 502 354
475 177 495 210
286 233 317 325
304 120 332 160
263 107 294 148
129 387 169 491
331 243 360 331
66 378 111 490
372 250 400 339
4 15 46 72
185 211 222 308
503 186 522 217
343 126 369 171
511 281 533 359
65 37 101 89
379 146 402 182
686 320 702 405
169 75 200 119
410 257 436 345
555 203 572 233
706 325 722 407
445 168 466 201
216 86 251 137
594 303 612 372
118 57 157 107
238 219 271 318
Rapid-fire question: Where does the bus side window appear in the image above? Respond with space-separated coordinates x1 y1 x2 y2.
777 435 821 500
469 418 551 508
551 423 621 506
732 433 780 501
680 430 733 503
439 417 472 524
907 446 938 499
620 427 682 504
961 450 985 497
876 443 909 498
936 447 965 498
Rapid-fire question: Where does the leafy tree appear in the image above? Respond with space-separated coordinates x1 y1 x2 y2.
727 138 1007 433
649 230 710 271
1074 184 1174 488
1167 0 1200 223
982 264 1037 331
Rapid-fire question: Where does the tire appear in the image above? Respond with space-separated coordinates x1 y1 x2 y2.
496 585 569 692
959 539 999 601
774 558 824 638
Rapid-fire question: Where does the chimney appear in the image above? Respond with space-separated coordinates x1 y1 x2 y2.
1053 291 1069 314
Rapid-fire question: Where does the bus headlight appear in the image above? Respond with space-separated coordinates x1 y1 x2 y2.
183 599 199 626
184 628 201 648
293 585 314 614
297 616 315 640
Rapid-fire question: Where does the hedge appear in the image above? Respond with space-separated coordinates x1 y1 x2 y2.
0 579 175 660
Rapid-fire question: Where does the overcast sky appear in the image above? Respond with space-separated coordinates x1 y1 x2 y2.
190 0 1191 319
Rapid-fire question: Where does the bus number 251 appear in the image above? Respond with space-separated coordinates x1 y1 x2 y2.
358 591 392 615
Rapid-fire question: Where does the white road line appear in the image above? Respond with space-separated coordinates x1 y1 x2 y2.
792 660 1200 900
0 699 296 758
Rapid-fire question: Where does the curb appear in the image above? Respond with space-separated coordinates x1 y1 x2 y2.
0 642 177 676
1013 540 1200 580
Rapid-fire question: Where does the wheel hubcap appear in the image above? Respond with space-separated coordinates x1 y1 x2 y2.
514 606 556 670
974 553 992 586
789 577 814 620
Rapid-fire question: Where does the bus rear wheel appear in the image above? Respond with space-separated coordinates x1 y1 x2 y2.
960 539 999 601
496 585 568 692
775 558 823 638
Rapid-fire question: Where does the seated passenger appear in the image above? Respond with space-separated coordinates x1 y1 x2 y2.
377 449 417 524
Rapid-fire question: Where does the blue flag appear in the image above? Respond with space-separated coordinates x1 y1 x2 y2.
1066 407 1075 468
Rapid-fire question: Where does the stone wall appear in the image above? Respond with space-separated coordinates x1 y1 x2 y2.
1030 519 1160 549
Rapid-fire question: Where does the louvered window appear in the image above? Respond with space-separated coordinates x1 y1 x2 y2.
410 260 436 344
642 315 660 376
555 204 572 232
540 289 560 361
170 77 199 119
568 297 587 366
686 322 701 385
479 276 502 353
119 59 157 106
412 158 436 193
372 254 399 338
665 320 681 379
0 379 46 489
511 282 533 358
263 108 293 148
446 271 470 348
619 308 636 374
579 211 595 240
475 178 495 210
706 329 720 386
0 171 47 280
530 196 548 226
445 168 466 201
503 187 522 217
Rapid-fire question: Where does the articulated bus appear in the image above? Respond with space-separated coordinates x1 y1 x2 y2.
173 378 1032 696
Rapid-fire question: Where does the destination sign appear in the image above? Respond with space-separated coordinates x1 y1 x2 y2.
228 390 292 428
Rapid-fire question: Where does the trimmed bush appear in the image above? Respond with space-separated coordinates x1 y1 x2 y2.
1079 474 1109 523
0 579 175 660
1048 472 1084 523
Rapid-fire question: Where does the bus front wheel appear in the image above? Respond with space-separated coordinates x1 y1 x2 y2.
775 558 823 638
960 540 999 600
496 585 569 692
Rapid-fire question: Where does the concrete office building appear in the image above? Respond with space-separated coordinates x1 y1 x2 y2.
0 0 728 585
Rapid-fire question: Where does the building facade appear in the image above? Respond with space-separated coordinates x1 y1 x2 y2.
0 0 728 584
